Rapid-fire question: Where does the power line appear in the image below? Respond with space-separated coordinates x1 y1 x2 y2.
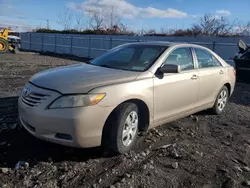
0 13 54 23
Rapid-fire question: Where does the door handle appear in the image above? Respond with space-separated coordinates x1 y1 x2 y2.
219 70 224 74
191 75 199 80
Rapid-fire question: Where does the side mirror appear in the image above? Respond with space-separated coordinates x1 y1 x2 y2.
159 64 180 74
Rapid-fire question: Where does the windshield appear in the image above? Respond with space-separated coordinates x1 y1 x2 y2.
90 44 167 72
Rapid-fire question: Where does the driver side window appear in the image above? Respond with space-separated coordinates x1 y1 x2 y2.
163 47 194 71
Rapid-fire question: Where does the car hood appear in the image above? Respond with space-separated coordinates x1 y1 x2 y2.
30 63 140 94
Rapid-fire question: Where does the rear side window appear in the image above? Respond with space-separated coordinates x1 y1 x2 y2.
194 48 221 68
163 47 194 71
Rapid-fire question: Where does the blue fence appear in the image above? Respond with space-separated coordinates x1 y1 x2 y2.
20 33 250 62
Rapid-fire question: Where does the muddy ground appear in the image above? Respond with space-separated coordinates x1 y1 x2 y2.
0 53 250 188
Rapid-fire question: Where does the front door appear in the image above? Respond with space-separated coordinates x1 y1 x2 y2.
153 47 199 124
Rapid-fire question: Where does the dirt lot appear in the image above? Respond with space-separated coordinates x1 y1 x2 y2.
1 53 250 188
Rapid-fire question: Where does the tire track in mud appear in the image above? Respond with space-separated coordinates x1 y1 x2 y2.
74 132 183 188
99 151 161 188
99 138 181 188
67 155 124 188
68 138 149 188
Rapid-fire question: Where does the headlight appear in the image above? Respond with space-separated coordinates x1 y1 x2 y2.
48 94 105 109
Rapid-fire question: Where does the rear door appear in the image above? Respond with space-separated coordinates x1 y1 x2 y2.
192 47 225 106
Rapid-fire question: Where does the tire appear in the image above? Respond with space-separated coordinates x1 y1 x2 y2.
211 86 229 115
0 38 9 54
102 102 139 154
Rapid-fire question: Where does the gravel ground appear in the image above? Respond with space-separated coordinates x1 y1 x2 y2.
1 53 250 188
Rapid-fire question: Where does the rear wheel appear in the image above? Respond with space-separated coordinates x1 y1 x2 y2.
0 38 9 54
102 102 139 154
211 86 229 114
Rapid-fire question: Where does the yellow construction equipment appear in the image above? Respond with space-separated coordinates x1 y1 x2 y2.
0 28 15 54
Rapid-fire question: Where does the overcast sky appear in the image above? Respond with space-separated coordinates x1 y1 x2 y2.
0 0 249 32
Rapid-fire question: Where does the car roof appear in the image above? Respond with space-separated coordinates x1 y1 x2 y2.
125 41 176 47
124 41 207 49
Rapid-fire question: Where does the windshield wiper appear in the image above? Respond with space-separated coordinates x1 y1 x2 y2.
93 64 130 71
99 64 129 71
84 60 92 64
99 64 114 68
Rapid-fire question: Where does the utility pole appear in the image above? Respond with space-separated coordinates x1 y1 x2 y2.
45 19 50 29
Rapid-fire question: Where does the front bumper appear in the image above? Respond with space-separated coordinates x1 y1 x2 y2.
18 83 114 148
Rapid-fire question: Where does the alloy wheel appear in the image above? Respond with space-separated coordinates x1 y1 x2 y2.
217 90 227 111
122 111 138 147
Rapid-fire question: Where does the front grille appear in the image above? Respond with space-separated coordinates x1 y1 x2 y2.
21 92 48 107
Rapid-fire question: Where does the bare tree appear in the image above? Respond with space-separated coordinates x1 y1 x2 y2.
235 21 250 36
159 27 166 35
74 12 84 31
192 13 235 36
118 23 132 33
105 3 121 29
84 0 122 30
242 22 250 36
25 26 33 32
57 8 73 30
32 24 43 32
160 26 176 36
145 29 156 36
136 28 145 36
85 8 106 30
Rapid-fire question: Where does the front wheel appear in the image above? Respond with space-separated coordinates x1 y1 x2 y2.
103 102 139 154
211 86 229 114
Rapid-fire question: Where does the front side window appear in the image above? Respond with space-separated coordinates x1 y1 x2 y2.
90 45 167 72
194 48 221 68
163 47 194 71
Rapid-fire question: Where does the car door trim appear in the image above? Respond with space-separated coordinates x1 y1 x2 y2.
190 47 199 69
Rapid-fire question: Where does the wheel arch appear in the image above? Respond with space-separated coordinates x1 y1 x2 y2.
101 98 151 146
224 83 231 95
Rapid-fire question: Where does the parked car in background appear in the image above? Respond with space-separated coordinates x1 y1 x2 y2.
8 35 21 53
8 35 21 44
233 39 250 84
18 42 236 153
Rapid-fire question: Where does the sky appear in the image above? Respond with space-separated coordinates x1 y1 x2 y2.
0 0 249 32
